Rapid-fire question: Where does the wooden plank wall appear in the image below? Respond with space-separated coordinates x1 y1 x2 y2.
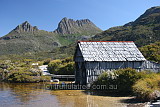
85 61 143 84
84 61 160 84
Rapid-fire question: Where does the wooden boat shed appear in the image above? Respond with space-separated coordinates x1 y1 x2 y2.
74 41 160 85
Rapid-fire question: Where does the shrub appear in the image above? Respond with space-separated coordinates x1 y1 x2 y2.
43 58 51 65
140 41 160 63
93 68 160 101
133 75 160 101
58 62 75 75
93 72 109 85
114 68 144 93
48 57 75 75
7 70 51 83
7 71 35 82
62 57 73 63
93 72 116 85
92 68 152 93
40 76 51 82
48 59 62 74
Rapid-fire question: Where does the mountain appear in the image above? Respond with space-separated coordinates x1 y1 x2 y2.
0 18 102 55
54 17 102 35
0 21 61 55
1 21 39 40
92 6 160 47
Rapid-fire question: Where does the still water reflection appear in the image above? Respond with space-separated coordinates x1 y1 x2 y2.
0 83 132 107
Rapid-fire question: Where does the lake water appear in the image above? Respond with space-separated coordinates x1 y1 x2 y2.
0 82 134 107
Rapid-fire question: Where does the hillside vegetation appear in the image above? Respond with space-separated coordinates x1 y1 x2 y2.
140 41 160 63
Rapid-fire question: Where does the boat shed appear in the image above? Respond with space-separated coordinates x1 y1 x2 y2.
74 41 160 85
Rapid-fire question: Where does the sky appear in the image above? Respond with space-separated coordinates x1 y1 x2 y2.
0 0 160 36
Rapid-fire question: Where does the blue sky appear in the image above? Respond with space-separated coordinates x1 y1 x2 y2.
0 0 159 36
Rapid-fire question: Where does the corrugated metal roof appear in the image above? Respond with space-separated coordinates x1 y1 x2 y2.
77 41 146 61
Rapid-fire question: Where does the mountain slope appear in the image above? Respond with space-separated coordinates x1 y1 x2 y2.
92 6 160 47
133 6 160 25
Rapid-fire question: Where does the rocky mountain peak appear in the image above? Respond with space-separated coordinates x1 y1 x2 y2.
54 17 102 35
13 21 39 33
61 17 68 21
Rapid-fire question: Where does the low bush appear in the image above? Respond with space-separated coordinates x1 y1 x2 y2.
93 72 116 86
114 68 143 93
92 68 159 95
43 58 51 65
48 57 75 75
133 74 160 101
6 70 51 83
40 76 51 82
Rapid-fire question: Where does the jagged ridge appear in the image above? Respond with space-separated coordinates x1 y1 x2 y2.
14 21 39 33
54 17 102 35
